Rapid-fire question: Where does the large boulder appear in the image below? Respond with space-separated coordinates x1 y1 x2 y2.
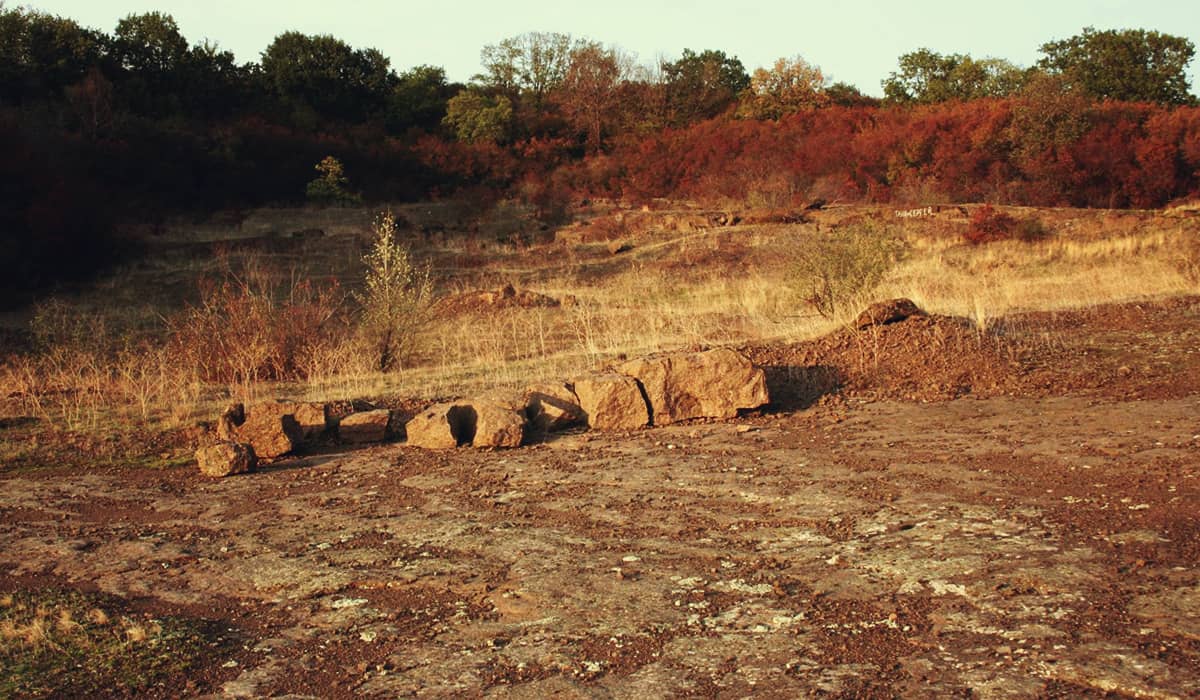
854 298 926 330
524 382 585 433
472 402 526 448
233 407 302 460
196 442 256 478
616 348 769 425
405 403 469 450
246 400 329 441
405 400 526 449
570 373 650 431
338 409 392 444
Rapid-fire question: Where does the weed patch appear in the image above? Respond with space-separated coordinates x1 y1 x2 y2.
0 588 224 698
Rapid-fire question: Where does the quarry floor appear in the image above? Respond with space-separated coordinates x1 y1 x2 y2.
2 298 1200 698
2 399 1198 698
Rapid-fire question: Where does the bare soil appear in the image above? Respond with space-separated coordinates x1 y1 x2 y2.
2 297 1199 698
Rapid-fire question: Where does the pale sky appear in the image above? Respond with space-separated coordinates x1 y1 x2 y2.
22 0 1200 96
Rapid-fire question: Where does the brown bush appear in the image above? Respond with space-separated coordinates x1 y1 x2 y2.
166 265 346 389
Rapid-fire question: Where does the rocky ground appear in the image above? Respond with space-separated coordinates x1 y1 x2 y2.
2 297 1199 698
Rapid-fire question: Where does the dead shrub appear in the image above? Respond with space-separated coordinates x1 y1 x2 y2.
1178 231 1200 285
166 260 346 396
795 222 907 319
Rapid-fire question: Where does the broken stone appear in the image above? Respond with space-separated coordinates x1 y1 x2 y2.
405 403 467 449
405 400 525 449
472 402 526 448
338 409 392 444
196 441 256 478
215 403 245 441
616 348 769 425
570 373 650 431
245 400 329 441
233 407 302 460
524 382 585 433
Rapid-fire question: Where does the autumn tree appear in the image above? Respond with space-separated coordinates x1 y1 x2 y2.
555 42 629 152
661 49 749 125
1038 27 1195 105
883 49 1026 103
738 55 828 119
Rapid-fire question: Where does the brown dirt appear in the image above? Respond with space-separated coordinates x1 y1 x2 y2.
432 285 565 317
2 297 1200 697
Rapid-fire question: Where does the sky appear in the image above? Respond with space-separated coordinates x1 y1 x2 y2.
22 0 1200 97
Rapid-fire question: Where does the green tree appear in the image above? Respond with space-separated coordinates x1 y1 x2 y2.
355 211 433 372
111 12 187 79
442 89 513 143
178 40 251 119
0 6 105 103
883 49 1026 103
825 81 879 108
738 55 829 119
661 48 749 124
261 31 396 122
1037 27 1195 105
1006 72 1092 166
477 32 576 111
386 65 457 134
305 156 361 205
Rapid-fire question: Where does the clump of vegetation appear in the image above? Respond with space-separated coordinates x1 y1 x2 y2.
167 255 346 399
305 156 361 206
1178 232 1200 286
964 205 1017 244
964 205 1049 244
796 221 907 319
0 588 221 698
355 211 434 371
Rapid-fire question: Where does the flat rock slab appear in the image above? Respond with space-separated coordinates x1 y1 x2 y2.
2 395 1199 697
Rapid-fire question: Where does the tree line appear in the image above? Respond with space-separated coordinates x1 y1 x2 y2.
1 5 1197 301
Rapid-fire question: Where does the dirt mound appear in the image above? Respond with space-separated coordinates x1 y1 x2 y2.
434 284 564 316
745 313 1021 408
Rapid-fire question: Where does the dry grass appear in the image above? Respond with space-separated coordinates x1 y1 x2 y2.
1 202 1196 461
0 588 216 698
